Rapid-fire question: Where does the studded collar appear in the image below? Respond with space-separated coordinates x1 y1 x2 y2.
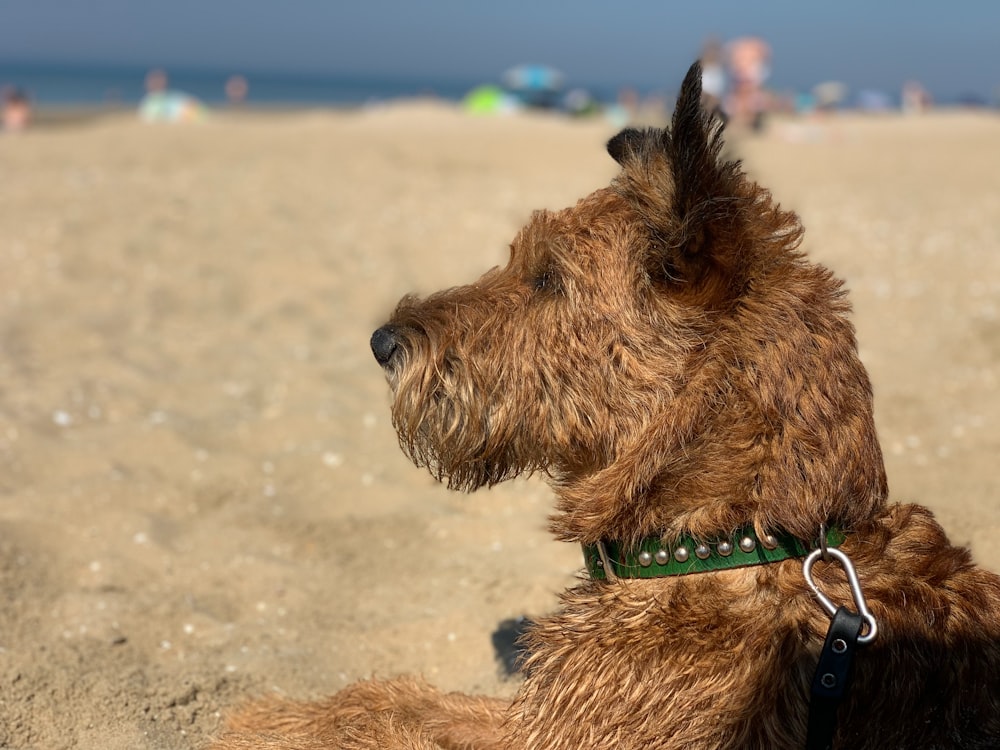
582 525 845 580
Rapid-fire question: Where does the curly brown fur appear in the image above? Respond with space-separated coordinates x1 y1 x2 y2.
210 63 1000 749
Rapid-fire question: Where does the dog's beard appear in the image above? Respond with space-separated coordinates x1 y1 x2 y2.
388 349 540 491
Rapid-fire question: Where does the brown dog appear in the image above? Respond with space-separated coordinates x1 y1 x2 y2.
210 63 1000 749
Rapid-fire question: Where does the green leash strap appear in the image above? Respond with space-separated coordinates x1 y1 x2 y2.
583 526 845 580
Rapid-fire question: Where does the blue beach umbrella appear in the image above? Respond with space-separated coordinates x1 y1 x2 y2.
502 64 565 108
502 64 565 93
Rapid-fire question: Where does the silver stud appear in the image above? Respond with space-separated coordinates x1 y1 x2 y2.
832 639 847 654
717 540 733 557
637 550 653 567
739 536 756 553
673 546 689 563
654 549 670 565
694 543 711 560
761 534 779 550
820 673 837 689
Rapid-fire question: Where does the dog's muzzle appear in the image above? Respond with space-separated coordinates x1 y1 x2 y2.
370 325 401 368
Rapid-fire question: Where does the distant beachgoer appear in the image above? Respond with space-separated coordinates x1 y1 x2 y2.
225 75 249 105
725 36 771 130
145 68 168 94
813 81 848 112
902 80 932 114
699 38 726 120
2 86 32 132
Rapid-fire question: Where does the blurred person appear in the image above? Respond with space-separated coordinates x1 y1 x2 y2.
726 36 771 131
139 68 170 121
225 74 249 105
145 67 168 94
902 80 932 114
2 86 32 132
813 81 848 112
699 37 727 121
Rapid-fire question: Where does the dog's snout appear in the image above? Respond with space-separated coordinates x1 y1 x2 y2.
370 325 401 367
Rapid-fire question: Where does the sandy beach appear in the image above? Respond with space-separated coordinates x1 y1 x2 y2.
1 103 999 749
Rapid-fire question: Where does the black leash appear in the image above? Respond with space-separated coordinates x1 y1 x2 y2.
805 606 864 750
802 536 878 750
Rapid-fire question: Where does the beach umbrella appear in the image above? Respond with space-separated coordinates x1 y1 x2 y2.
502 64 565 93
502 65 564 108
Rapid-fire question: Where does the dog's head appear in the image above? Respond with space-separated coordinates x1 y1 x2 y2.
372 62 887 544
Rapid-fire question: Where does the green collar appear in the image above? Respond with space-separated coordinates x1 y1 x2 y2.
583 525 844 580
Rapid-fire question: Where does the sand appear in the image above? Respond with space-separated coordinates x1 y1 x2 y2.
1 102 999 749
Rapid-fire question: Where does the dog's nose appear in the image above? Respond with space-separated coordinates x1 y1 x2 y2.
370 325 400 367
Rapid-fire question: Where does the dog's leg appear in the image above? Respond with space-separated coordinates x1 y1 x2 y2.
209 677 509 750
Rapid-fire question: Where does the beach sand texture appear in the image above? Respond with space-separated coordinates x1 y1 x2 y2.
1 104 999 748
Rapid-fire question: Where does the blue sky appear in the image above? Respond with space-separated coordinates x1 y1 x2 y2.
2 1 998 100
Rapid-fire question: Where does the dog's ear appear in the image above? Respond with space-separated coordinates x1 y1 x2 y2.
662 61 734 259
610 62 770 304
606 127 646 167
605 61 713 169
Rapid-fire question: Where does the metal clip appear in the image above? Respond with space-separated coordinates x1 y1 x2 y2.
803 547 878 646
818 522 830 561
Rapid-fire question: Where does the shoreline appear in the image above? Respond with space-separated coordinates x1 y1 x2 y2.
15 98 999 129
22 100 368 127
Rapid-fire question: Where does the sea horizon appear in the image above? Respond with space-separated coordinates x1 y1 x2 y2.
2 59 996 111
0 59 635 109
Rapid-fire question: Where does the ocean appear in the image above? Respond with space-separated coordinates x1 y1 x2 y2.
10 60 984 113
0 61 498 108
0 60 621 108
